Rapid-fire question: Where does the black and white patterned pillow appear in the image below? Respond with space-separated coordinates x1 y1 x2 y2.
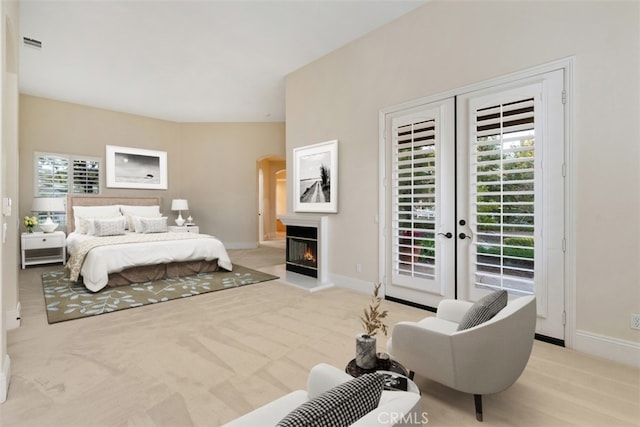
277 373 384 427
457 290 508 331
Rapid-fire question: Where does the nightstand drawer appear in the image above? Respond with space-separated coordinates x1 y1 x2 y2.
22 234 64 250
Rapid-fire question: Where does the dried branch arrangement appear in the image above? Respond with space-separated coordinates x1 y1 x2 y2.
360 282 389 337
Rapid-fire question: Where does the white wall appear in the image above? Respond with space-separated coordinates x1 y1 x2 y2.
285 1 640 364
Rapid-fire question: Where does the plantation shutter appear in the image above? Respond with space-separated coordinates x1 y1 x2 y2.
472 97 538 294
392 118 437 281
36 154 69 197
72 158 100 194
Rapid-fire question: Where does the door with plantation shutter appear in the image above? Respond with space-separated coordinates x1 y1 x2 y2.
382 68 566 340
383 99 456 307
456 70 565 340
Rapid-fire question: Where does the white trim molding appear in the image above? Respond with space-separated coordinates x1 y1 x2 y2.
574 330 640 368
0 354 10 403
5 302 21 330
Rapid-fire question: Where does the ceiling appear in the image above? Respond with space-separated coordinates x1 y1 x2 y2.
19 0 427 123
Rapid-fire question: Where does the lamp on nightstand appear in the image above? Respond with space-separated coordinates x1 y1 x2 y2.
171 199 189 226
32 197 66 233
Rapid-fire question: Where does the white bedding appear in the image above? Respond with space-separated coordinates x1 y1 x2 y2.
66 231 233 292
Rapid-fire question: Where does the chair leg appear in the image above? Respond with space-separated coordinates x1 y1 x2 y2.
408 370 415 380
473 394 483 422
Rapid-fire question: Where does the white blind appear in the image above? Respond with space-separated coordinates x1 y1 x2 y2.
72 158 100 194
472 98 536 294
392 118 437 280
36 154 69 197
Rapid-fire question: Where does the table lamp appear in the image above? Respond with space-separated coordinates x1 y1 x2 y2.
171 199 189 226
32 197 66 232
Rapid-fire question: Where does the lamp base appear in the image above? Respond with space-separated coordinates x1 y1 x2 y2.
175 212 185 227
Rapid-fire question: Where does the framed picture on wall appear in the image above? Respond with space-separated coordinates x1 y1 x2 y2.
293 139 338 213
106 145 168 190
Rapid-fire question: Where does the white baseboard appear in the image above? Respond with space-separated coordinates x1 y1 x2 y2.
0 354 10 404
330 274 377 296
5 302 20 330
574 329 640 368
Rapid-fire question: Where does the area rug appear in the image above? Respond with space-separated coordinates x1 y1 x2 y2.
42 265 279 324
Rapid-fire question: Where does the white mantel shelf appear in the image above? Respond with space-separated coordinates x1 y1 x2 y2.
279 214 332 291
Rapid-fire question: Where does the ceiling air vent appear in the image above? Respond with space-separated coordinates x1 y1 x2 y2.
23 37 42 49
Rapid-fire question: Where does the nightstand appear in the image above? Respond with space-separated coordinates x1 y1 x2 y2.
21 231 66 269
168 225 199 234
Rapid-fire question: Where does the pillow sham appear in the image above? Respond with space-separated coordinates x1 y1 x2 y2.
93 217 126 237
73 205 121 232
120 205 162 230
138 216 168 234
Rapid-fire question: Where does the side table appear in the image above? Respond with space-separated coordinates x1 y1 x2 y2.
21 231 66 269
345 358 420 394
168 225 199 234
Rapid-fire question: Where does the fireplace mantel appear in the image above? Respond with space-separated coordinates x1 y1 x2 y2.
279 215 331 289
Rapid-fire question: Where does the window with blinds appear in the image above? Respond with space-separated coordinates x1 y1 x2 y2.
35 152 101 223
393 118 437 280
472 98 536 294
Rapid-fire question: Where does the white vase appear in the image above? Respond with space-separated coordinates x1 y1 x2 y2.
355 333 377 369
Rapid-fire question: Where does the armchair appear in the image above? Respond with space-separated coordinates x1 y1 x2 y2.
387 295 536 421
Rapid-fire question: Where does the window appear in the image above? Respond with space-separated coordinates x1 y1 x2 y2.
34 152 101 223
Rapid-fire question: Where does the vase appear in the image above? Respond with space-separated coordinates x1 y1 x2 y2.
355 333 377 369
26 227 34 234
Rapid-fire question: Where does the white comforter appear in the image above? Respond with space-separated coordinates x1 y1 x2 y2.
66 231 233 292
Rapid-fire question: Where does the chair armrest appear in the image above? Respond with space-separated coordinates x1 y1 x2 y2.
306 363 353 399
437 299 473 323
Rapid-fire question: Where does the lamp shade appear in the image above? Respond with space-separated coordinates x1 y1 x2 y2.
32 197 65 213
171 199 189 211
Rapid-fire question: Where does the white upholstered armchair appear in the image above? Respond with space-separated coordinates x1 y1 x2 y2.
387 295 536 421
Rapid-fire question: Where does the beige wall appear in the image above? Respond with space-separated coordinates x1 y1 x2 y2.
1 0 20 402
285 1 640 357
19 96 285 249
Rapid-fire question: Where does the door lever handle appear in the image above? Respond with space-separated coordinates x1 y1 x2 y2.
437 232 453 239
459 232 472 239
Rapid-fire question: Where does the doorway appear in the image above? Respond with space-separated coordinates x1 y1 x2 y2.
257 156 286 243
381 67 567 342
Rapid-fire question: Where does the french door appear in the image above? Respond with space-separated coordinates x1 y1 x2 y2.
382 69 566 341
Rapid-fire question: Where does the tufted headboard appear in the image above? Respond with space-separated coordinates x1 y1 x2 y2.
66 194 162 232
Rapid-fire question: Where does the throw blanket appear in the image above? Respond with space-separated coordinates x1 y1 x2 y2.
67 232 212 282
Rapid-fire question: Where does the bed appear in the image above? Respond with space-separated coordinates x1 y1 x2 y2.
65 194 233 292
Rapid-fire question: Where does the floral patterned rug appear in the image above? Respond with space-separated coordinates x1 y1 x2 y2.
42 265 279 324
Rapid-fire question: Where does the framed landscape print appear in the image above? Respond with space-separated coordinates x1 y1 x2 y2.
293 140 338 213
106 145 168 190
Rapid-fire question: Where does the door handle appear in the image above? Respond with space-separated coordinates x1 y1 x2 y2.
459 232 471 240
437 232 453 239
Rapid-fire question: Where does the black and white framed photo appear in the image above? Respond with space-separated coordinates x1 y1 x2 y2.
293 140 338 213
106 145 168 190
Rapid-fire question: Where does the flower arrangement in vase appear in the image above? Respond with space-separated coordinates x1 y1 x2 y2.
23 216 38 233
356 282 388 369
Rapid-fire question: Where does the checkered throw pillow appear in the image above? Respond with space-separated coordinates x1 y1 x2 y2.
277 373 384 427
457 290 508 331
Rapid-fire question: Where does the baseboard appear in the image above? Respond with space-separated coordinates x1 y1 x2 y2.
574 329 640 368
0 354 10 403
5 302 21 330
330 274 376 295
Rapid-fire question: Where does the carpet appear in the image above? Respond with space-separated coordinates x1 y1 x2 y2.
42 265 279 324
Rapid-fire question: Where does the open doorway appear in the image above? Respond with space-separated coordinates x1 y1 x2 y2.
257 156 286 243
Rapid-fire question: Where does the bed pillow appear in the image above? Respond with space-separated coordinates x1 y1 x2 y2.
73 205 121 232
138 216 168 234
120 205 162 230
277 373 384 427
93 217 126 237
457 290 508 331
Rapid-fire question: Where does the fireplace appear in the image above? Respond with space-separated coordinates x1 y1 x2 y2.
279 215 331 289
286 226 318 278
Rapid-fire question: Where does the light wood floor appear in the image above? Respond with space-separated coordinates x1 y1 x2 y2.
1 242 638 426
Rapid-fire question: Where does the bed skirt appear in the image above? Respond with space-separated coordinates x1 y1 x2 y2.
105 259 221 287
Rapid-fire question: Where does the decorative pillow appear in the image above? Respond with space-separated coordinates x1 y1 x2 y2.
73 205 121 232
93 217 126 237
457 290 508 331
120 205 162 230
277 373 384 427
139 217 168 234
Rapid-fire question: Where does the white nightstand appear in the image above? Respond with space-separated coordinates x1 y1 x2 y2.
168 225 199 234
21 231 66 269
